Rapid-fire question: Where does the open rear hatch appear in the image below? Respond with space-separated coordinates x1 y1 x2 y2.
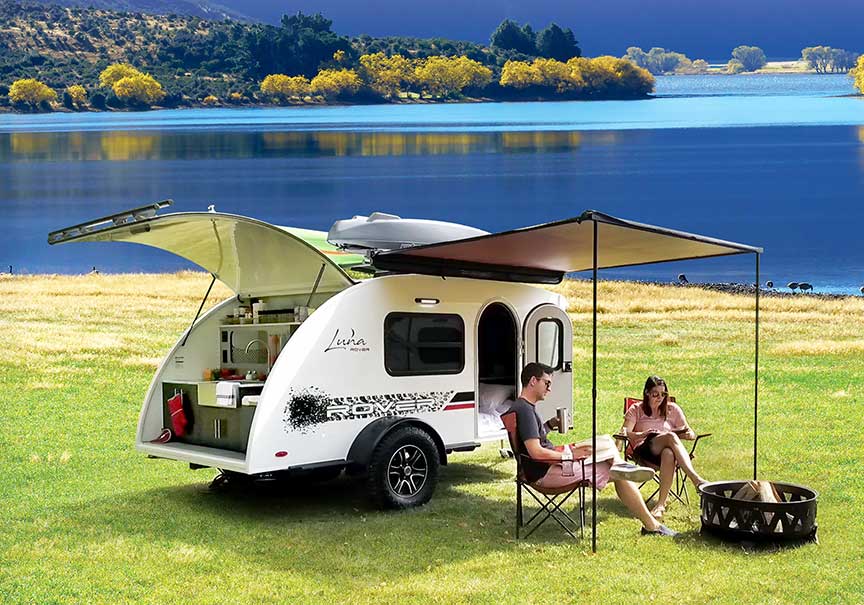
48 200 361 296
48 201 362 469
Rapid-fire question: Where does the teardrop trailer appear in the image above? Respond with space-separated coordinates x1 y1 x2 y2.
48 202 766 534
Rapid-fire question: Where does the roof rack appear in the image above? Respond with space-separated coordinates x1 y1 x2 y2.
47 200 172 245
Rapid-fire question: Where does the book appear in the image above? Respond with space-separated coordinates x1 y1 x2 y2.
568 434 619 464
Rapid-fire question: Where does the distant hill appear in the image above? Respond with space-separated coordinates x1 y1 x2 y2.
0 3 650 110
18 0 252 22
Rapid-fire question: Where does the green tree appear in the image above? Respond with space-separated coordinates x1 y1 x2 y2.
802 46 832 73
727 59 745 74
490 19 536 55
245 12 353 80
624 47 690 75
536 23 581 61
731 45 766 71
829 48 858 72
623 47 649 69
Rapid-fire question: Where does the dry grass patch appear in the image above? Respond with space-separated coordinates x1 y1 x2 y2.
772 339 864 357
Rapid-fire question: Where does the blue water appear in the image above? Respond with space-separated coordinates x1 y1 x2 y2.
655 73 855 97
2 74 863 294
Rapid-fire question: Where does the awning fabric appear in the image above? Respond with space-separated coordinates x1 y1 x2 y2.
372 210 762 283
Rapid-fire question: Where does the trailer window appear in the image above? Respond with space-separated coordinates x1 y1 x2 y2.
384 313 464 376
536 318 562 370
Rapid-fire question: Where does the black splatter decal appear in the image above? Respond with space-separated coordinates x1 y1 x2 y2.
284 387 330 433
281 389 457 433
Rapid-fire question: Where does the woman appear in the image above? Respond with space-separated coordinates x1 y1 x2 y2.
622 375 707 519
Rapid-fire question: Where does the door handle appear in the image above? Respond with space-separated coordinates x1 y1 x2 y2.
563 361 572 373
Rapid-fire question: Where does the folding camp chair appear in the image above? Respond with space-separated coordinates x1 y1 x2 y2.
500 411 588 539
615 397 711 506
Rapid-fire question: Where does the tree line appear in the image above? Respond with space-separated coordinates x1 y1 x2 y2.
0 9 653 111
5 51 654 110
624 44 861 75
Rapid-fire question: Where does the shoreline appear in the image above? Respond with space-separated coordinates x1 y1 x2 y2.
3 271 859 299
566 277 861 299
2 71 857 115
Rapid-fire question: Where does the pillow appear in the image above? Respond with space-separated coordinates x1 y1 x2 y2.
478 383 515 414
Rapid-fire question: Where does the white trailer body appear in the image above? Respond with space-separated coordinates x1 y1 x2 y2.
50 207 574 508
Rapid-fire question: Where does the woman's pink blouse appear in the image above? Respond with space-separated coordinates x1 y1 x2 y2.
624 402 686 449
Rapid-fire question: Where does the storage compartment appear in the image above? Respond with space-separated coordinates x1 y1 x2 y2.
162 382 262 453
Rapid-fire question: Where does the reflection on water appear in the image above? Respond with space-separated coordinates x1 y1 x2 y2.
1 130 595 161
2 123 863 293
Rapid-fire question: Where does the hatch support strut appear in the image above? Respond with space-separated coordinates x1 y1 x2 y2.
182 274 217 347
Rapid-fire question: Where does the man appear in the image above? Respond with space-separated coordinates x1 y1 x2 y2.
511 362 678 537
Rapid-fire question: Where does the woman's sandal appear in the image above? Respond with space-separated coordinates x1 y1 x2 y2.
650 504 666 519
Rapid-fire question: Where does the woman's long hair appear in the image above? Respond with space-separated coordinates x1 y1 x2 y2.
641 375 668 418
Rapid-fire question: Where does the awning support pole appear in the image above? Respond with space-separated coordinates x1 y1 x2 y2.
754 253 760 480
182 273 216 347
591 219 598 553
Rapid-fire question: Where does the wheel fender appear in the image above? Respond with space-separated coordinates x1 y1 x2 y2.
347 417 447 470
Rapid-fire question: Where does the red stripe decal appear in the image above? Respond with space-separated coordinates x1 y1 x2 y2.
443 402 475 411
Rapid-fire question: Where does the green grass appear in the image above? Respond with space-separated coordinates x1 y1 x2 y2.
1 273 862 604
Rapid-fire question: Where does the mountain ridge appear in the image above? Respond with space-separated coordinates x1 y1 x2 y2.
18 0 253 22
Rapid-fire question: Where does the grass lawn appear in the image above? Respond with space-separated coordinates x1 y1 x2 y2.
1 273 862 604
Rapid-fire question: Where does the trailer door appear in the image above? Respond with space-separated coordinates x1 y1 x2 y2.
523 304 573 429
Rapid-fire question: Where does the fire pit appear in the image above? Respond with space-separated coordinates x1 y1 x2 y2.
700 480 818 542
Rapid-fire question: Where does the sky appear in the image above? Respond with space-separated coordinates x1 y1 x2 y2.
228 0 864 61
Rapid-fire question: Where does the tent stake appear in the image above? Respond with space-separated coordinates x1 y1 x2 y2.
592 219 598 553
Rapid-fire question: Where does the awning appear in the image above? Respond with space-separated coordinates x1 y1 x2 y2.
372 210 762 283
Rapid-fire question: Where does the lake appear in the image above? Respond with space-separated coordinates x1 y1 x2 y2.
1 74 863 293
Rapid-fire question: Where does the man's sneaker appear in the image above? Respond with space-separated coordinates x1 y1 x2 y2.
609 462 654 483
641 524 679 537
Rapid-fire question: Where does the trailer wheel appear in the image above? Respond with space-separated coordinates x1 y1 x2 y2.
367 426 439 509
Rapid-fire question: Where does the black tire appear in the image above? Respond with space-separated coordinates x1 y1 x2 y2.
367 426 440 510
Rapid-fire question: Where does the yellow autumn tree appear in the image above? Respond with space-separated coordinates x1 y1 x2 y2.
533 58 583 92
310 69 362 99
500 59 583 93
99 63 143 88
8 78 57 105
113 73 166 106
454 56 493 90
571 56 653 96
500 60 539 88
414 56 491 98
260 74 312 102
66 84 87 106
851 55 864 94
358 52 414 98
